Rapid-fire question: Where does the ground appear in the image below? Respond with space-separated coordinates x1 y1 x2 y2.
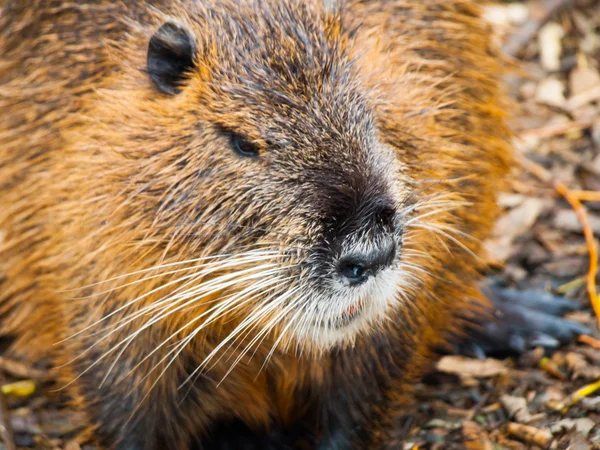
0 0 599 449
402 0 600 448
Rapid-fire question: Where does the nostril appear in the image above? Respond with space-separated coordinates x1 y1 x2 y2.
339 261 367 283
337 240 397 286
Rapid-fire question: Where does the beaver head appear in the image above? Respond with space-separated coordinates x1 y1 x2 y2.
64 0 440 362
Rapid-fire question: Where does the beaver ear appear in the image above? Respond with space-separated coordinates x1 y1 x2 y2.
147 21 197 95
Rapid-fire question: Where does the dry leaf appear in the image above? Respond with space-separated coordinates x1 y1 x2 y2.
463 420 494 450
554 209 600 234
507 422 553 447
550 418 596 438
501 395 532 423
63 441 82 450
536 77 566 107
539 22 564 72
565 352 600 380
569 67 600 97
487 197 546 261
436 356 507 378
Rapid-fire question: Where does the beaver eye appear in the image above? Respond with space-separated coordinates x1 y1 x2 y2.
230 132 259 157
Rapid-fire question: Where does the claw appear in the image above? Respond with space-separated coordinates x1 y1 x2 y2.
451 283 591 358
483 285 581 316
469 342 487 360
530 333 560 348
563 320 591 338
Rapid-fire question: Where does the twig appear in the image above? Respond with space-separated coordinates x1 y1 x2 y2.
503 0 574 57
570 190 600 202
519 155 600 328
578 334 600 350
556 275 585 294
539 357 566 380
556 183 600 328
519 119 593 140
506 422 553 447
561 378 600 411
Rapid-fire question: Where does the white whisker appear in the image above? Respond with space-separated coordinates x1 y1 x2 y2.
60 249 280 292
96 265 287 386
122 276 296 389
180 285 303 389
410 222 479 260
58 253 281 343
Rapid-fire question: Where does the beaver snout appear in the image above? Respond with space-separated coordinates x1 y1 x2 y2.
337 239 396 286
319 190 401 288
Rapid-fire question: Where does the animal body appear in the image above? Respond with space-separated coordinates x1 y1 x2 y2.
0 0 549 448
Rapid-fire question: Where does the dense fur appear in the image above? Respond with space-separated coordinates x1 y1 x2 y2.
0 1 512 448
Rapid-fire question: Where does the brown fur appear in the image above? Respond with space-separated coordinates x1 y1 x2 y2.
0 1 512 448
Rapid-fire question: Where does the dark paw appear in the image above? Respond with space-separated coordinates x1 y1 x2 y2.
454 284 591 358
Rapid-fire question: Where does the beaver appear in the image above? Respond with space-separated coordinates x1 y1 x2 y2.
0 0 589 449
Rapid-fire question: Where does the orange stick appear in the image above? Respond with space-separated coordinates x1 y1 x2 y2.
555 182 600 328
570 190 600 202
578 334 600 350
519 156 600 328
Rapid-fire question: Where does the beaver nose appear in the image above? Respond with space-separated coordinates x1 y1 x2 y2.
337 240 396 286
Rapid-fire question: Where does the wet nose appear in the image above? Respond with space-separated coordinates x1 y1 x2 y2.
337 239 396 286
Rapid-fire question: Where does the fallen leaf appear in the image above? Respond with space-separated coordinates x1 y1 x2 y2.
536 77 566 107
539 22 564 72
487 197 547 261
501 395 532 423
569 67 600 97
64 441 82 450
554 209 600 234
506 422 553 448
463 420 494 450
436 356 507 379
550 418 596 438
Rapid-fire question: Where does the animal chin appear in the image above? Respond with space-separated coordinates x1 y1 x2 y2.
284 265 406 352
326 299 366 330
